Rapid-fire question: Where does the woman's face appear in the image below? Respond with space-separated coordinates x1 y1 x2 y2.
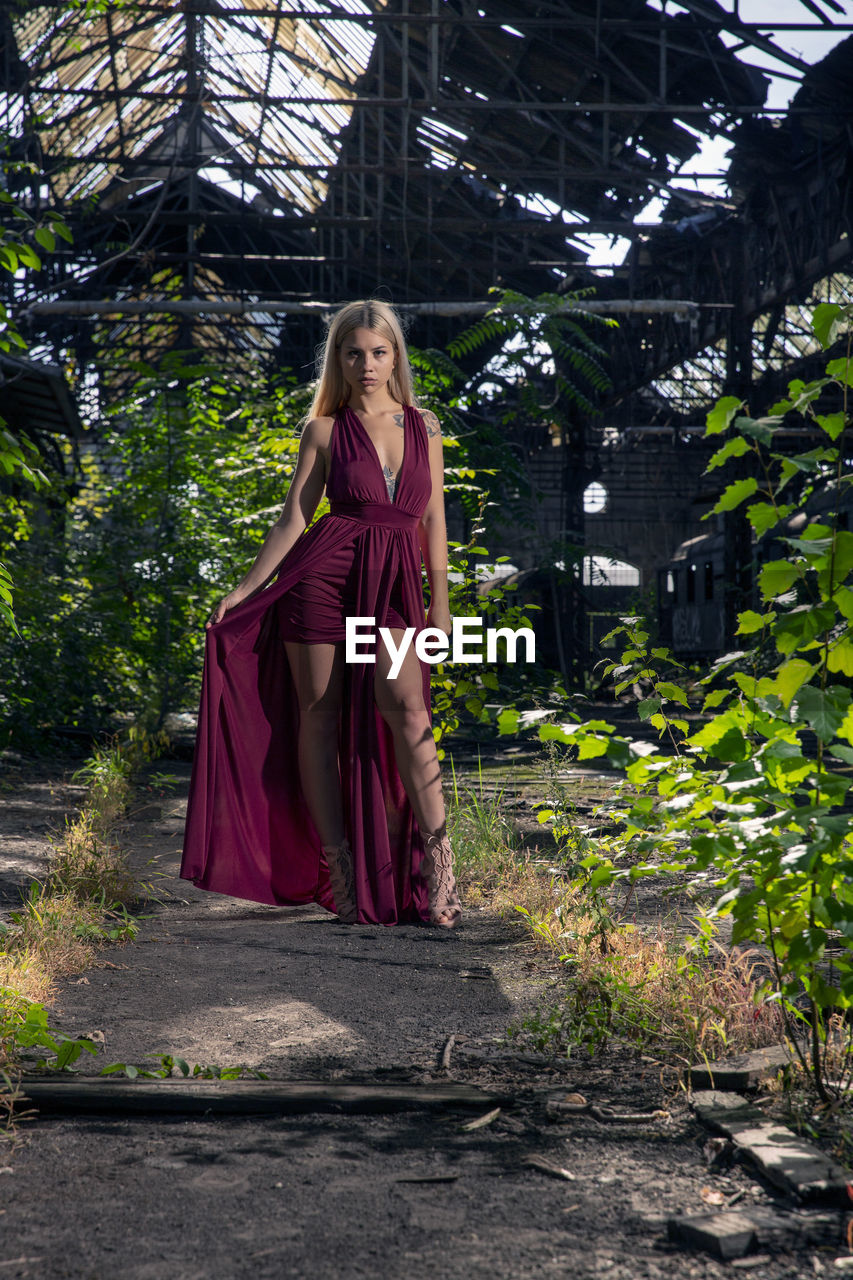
337 327 397 401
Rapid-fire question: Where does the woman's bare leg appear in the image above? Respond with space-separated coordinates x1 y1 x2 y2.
372 630 445 834
373 631 461 926
284 640 345 847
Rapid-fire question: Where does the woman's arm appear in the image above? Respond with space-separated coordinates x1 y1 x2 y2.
207 417 331 627
417 409 451 636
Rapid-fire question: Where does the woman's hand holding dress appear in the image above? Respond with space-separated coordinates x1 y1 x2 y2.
206 589 247 628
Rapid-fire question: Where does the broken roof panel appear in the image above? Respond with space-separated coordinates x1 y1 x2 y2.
12 0 381 210
2 0 847 389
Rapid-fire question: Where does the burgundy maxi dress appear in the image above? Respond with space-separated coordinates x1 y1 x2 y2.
179 403 433 925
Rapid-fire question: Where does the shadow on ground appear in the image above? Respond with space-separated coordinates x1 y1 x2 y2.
1 760 811 1280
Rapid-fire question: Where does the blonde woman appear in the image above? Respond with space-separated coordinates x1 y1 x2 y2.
181 300 462 928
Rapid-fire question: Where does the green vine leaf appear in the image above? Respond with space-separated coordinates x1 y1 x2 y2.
758 560 800 601
706 396 743 436
826 637 853 678
654 681 689 707
791 685 851 742
770 658 816 709
816 412 846 442
735 415 779 447
812 302 844 350
826 357 853 389
709 476 759 515
773 603 836 655
704 435 752 473
746 501 787 537
736 609 773 636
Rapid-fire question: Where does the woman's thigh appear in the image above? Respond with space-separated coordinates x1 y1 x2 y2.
284 641 345 715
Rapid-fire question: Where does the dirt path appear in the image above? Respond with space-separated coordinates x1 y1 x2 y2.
1 760 815 1279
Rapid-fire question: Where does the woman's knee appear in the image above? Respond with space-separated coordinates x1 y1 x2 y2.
299 695 340 735
376 686 429 736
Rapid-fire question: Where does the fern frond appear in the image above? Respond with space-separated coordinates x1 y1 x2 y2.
446 313 514 360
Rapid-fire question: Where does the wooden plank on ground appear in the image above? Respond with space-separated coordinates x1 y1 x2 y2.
17 1078 511 1117
691 1091 852 1204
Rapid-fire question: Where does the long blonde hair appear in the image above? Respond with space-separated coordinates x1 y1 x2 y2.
307 300 417 420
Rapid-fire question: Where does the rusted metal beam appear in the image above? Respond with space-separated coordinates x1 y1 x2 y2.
24 87 829 115
21 298 700 319
73 209 716 237
33 3 850 28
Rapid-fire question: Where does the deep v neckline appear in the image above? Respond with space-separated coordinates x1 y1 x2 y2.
344 403 407 505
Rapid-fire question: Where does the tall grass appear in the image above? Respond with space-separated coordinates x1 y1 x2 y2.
46 807 137 908
446 754 527 902
515 890 786 1063
446 756 787 1066
1 727 164 1077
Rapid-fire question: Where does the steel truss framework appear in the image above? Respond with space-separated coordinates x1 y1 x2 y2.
1 0 850 405
2 0 852 686
603 29 853 425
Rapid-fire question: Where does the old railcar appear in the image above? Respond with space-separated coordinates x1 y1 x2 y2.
659 480 852 660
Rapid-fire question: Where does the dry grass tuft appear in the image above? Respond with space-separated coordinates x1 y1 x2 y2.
446 762 527 904
46 810 137 908
447 778 786 1065
0 731 159 1092
4 890 102 984
0 951 55 1008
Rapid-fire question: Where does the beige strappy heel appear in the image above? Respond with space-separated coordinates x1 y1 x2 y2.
322 838 358 924
419 830 462 929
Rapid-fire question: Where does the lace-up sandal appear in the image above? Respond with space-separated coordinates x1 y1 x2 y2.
419 830 462 929
322 839 358 924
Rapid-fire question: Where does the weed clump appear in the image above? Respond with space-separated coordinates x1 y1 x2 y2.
46 809 137 908
0 727 165 1086
446 755 523 901
513 893 787 1064
446 751 786 1068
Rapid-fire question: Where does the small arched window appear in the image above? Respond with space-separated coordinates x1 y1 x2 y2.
583 482 608 514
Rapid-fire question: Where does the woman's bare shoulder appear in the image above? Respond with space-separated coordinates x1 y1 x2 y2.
301 415 335 447
416 407 442 438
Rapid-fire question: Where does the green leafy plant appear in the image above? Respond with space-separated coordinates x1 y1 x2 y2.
516 303 853 1098
513 922 784 1063
429 493 550 757
0 996 97 1072
1 731 145 1075
100 1054 269 1081
0 358 309 740
0 148 74 630
447 287 616 418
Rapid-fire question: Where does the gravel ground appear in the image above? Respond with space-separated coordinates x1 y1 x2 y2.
0 757 838 1279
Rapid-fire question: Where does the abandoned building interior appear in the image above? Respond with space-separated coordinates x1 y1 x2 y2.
1 0 851 681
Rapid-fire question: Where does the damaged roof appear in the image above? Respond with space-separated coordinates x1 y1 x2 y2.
0 0 848 391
